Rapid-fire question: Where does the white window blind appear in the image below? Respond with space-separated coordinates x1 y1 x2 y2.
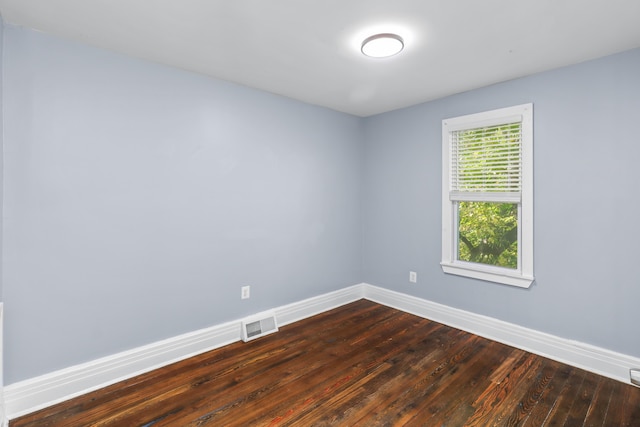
450 121 522 202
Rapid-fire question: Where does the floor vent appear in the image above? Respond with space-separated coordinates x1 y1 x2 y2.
241 311 278 342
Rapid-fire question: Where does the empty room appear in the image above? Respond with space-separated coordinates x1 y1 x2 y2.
0 0 639 426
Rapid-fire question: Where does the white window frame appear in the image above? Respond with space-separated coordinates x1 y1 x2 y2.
441 103 534 288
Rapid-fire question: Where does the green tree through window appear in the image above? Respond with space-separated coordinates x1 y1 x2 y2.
454 123 520 269
457 201 517 268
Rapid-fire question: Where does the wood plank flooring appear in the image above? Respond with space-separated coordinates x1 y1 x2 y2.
11 299 640 426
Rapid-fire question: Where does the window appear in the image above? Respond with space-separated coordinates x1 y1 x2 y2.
441 104 533 287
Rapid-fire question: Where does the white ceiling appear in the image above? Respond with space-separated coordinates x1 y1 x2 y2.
1 0 639 117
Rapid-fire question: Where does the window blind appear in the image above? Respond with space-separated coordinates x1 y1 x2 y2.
450 121 522 201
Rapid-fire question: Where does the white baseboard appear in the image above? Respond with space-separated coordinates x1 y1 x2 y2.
363 284 640 386
275 283 364 327
5 319 241 419
5 282 638 420
4 284 364 420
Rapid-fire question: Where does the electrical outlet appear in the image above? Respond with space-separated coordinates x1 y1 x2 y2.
241 286 250 299
409 271 417 283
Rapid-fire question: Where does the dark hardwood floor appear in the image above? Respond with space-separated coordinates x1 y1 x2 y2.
12 299 640 426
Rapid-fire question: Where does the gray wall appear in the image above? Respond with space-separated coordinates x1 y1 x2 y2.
0 16 4 301
2 25 363 383
362 48 640 358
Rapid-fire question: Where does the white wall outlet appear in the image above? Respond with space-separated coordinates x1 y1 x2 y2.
241 286 250 299
409 271 417 283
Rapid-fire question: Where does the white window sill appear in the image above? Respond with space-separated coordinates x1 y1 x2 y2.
441 262 534 288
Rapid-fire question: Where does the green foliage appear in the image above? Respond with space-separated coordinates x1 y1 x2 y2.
457 202 518 269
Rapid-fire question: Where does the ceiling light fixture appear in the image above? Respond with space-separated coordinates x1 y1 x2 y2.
361 33 404 58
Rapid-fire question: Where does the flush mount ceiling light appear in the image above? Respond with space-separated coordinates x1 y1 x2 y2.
361 33 404 58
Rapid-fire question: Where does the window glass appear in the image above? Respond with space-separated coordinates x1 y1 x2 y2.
457 201 517 269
